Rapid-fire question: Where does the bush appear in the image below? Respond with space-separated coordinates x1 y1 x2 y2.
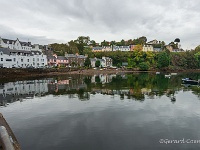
138 62 149 71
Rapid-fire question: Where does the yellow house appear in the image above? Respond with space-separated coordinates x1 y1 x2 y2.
142 45 154 52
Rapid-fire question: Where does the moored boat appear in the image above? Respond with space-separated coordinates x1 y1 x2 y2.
171 73 177 75
182 78 200 85
165 74 171 78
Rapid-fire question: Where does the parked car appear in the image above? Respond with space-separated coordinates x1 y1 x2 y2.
26 66 34 69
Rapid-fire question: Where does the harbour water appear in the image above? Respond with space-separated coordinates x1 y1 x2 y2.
1 73 200 150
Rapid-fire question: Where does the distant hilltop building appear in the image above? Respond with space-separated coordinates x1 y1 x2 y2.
91 39 165 52
0 37 47 68
90 57 113 68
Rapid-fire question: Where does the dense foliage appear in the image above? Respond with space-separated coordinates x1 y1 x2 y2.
84 57 91 67
95 60 101 67
157 52 170 68
139 62 149 71
48 36 200 70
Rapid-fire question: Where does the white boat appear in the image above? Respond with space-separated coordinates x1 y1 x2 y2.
171 73 177 75
165 74 171 78
156 72 160 74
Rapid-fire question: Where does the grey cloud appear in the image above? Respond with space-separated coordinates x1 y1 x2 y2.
0 0 200 48
0 25 57 45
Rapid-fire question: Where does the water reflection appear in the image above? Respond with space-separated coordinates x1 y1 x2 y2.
1 73 200 106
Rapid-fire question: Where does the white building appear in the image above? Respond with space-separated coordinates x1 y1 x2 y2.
0 37 47 68
0 37 32 51
113 46 130 52
142 45 154 52
90 57 113 68
102 57 112 67
102 46 112 52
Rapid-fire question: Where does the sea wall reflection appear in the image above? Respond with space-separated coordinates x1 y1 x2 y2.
1 73 200 106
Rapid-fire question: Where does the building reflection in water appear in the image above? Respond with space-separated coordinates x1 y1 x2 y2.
1 73 197 106
0 76 88 106
0 80 49 106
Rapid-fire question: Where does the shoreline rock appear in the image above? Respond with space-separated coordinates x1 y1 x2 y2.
0 68 199 79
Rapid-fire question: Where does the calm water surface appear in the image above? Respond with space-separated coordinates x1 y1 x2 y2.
1 73 200 150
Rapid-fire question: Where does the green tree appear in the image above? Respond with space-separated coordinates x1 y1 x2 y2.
83 47 92 55
75 36 90 45
95 60 101 67
84 57 91 67
101 40 109 46
71 61 76 67
157 52 170 68
90 40 96 47
138 62 149 71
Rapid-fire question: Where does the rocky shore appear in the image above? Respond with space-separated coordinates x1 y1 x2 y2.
0 68 200 80
0 68 135 78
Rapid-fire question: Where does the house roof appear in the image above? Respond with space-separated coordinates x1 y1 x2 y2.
2 38 15 44
47 56 56 59
77 55 86 58
0 48 32 55
113 46 130 49
57 56 68 60
92 47 103 50
0 48 11 55
66 54 76 58
31 51 43 55
20 41 31 47
1 38 32 47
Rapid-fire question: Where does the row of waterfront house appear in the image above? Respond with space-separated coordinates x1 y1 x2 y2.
92 39 184 52
0 37 113 68
0 37 47 68
0 37 183 68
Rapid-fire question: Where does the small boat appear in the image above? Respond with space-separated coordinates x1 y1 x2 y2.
171 97 176 102
165 74 171 78
171 73 177 75
156 72 160 74
182 78 200 85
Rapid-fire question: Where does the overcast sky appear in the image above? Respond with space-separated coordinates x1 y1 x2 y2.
0 0 200 49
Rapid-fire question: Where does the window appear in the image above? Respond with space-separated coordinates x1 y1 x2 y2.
0 53 2 55
33 58 35 61
27 59 29 62
13 58 16 62
21 59 23 62
37 58 39 61
1 58 3 61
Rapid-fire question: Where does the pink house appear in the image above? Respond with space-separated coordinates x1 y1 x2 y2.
47 54 68 67
47 56 57 67
54 54 68 67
